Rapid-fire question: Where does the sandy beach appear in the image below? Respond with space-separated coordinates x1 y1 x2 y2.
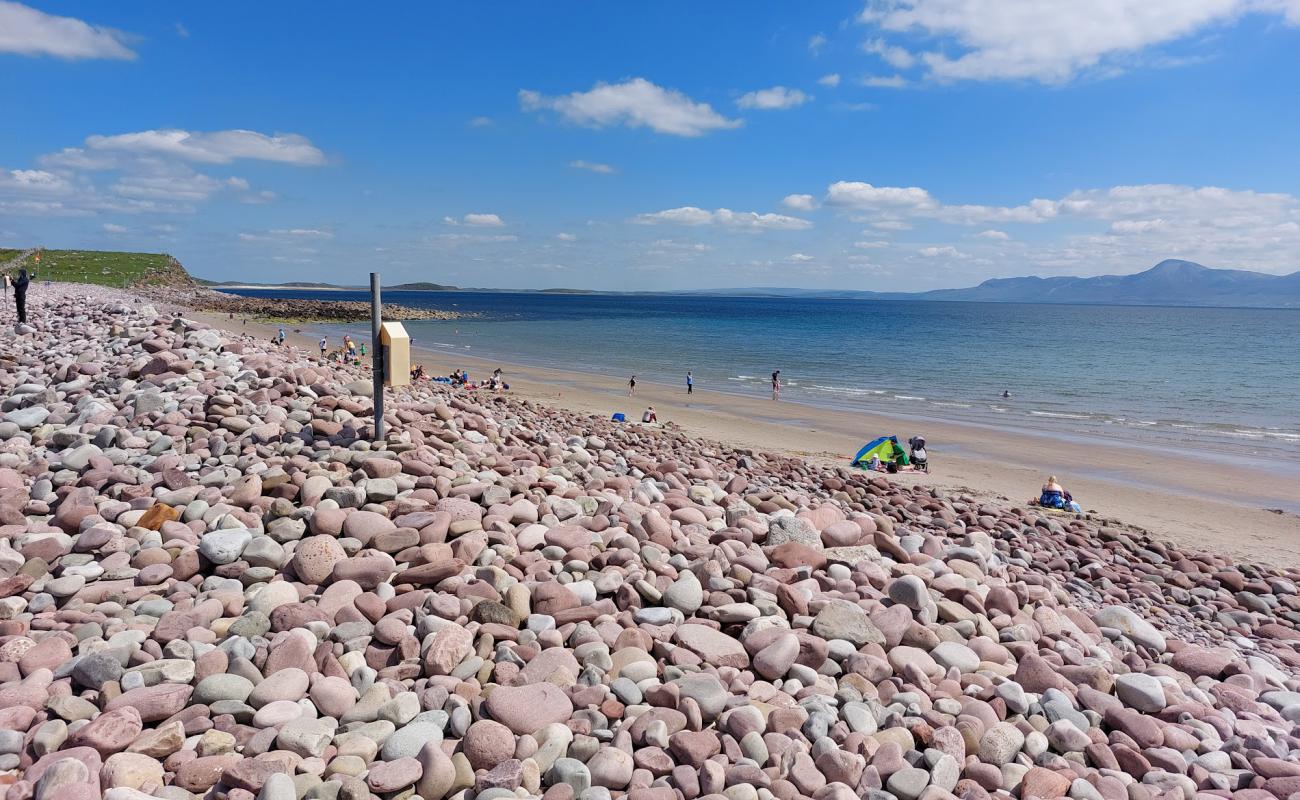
204 312 1300 568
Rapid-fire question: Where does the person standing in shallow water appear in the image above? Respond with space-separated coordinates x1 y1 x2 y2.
13 268 30 326
686 371 693 395
771 370 781 401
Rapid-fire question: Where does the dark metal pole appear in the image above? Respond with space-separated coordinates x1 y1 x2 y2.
370 272 384 441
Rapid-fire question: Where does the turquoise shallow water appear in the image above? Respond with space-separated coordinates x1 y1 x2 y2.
231 289 1300 468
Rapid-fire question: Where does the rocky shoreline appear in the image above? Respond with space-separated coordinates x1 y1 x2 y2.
145 287 461 323
0 283 1297 800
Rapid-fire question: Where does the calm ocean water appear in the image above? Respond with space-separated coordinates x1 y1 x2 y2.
231 289 1300 467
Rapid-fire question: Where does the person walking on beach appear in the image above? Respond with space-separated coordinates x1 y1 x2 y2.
13 268 30 326
319 337 328 358
277 327 286 345
628 375 637 396
771 370 781 401
686 371 694 395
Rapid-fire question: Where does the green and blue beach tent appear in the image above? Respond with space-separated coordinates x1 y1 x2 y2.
852 436 905 467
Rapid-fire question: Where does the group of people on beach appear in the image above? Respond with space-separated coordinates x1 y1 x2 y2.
627 369 784 400
446 367 508 392
314 334 366 365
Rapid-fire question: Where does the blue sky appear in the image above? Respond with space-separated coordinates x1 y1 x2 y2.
2 1 1299 290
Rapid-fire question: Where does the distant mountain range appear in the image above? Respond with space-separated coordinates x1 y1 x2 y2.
693 260 1300 308
209 260 1300 309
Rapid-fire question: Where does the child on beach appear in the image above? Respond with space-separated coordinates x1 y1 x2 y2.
628 375 636 396
319 337 327 357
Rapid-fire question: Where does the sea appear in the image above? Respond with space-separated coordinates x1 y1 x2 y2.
228 288 1300 470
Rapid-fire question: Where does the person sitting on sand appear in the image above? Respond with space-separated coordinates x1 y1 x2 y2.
1037 476 1082 512
642 406 657 423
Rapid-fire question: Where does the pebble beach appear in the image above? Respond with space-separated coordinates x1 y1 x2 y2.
1 282 1298 800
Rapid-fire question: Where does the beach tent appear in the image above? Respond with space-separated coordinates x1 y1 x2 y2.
851 436 905 467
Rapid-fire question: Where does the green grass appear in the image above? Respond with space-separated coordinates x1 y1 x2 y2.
4 249 191 287
0 249 22 264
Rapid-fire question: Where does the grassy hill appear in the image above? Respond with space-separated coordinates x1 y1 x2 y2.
2 249 194 288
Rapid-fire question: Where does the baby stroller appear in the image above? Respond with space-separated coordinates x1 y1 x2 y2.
908 436 929 473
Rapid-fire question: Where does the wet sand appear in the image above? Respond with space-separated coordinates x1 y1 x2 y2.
199 312 1300 568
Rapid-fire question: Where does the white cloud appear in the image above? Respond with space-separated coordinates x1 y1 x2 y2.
241 190 277 205
818 73 842 87
736 86 811 110
555 233 578 241
570 160 617 174
85 129 326 165
782 194 818 212
520 78 741 137
787 253 815 262
651 239 714 252
862 37 917 68
469 116 494 127
1109 219 1169 234
0 1 135 60
174 21 189 38
433 233 518 243
859 0 1300 84
861 74 909 88
102 223 128 234
854 240 891 248
809 33 828 54
111 172 227 201
464 213 504 227
825 179 1300 275
827 181 937 210
240 228 332 243
1 168 74 194
634 206 813 231
273 228 332 238
827 180 1058 224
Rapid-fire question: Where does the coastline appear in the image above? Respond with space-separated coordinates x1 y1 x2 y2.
194 310 1300 568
